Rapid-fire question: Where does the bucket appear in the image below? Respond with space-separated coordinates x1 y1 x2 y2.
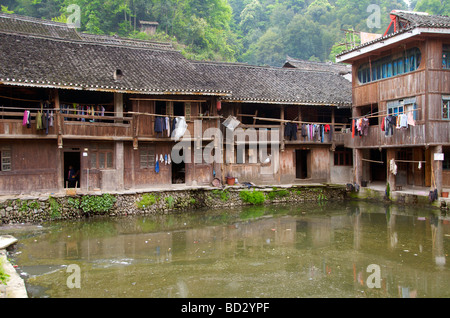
442 192 449 198
226 177 235 186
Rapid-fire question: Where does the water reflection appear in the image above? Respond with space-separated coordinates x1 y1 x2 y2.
5 201 450 298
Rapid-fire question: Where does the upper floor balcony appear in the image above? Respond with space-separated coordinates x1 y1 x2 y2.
0 106 220 145
343 121 450 148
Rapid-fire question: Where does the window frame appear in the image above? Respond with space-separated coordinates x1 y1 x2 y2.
140 144 156 169
357 47 421 85
334 147 353 166
0 147 12 172
443 45 450 69
89 143 114 169
442 96 450 120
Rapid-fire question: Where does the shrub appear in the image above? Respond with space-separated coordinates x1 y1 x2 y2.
80 194 116 214
239 190 266 205
48 196 61 219
165 195 175 209
268 187 290 200
137 194 157 209
0 259 9 285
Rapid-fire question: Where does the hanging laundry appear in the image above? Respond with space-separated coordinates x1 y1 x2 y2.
361 118 369 136
165 117 170 137
168 154 171 165
154 117 164 133
155 160 159 173
36 111 42 130
399 113 408 129
352 119 355 138
385 116 395 136
49 111 54 127
407 112 415 126
301 124 307 139
389 159 397 175
172 116 187 141
22 110 31 128
284 123 297 141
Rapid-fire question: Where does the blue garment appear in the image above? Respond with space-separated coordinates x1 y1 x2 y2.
154 117 164 133
155 161 159 173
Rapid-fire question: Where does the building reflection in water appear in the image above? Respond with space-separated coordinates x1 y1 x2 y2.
14 203 450 298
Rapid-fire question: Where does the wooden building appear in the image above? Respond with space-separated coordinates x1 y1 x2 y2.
336 10 450 193
194 61 352 185
0 13 229 194
0 13 352 195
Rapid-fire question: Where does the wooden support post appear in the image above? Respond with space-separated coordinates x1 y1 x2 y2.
280 105 285 152
386 148 396 190
433 145 443 195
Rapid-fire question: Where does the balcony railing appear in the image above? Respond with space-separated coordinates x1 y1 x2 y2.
0 107 220 143
343 124 427 148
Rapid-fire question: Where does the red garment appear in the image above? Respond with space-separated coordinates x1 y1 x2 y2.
352 119 355 138
324 124 330 132
381 117 385 131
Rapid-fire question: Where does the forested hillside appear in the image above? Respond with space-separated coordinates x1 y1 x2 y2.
1 0 449 66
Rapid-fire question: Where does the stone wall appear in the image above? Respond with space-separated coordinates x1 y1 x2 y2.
0 185 346 224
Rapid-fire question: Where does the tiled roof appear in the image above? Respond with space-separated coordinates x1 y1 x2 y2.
193 61 352 106
0 13 229 95
283 56 351 75
0 12 350 105
337 11 450 59
0 13 80 40
79 33 174 51
394 11 450 29
0 32 231 95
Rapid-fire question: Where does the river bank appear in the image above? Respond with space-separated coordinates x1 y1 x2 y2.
0 184 346 225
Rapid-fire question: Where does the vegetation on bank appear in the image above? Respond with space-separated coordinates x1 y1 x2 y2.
0 258 10 285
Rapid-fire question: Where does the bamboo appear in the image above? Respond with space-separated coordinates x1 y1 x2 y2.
251 116 347 126
361 158 384 164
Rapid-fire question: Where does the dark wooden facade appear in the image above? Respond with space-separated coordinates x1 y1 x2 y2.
337 11 450 192
0 13 353 195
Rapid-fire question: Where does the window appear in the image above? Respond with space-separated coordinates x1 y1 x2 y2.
0 147 11 171
334 147 353 166
443 149 450 170
443 45 450 69
90 143 114 169
140 145 155 169
358 48 421 84
387 98 418 120
443 97 450 120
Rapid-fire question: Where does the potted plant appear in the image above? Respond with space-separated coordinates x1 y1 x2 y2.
226 173 235 186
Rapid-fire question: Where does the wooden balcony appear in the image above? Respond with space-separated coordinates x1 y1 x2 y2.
343 124 426 148
0 109 220 143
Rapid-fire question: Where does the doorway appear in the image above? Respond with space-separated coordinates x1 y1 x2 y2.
370 149 386 182
172 148 185 184
295 150 310 179
64 151 81 188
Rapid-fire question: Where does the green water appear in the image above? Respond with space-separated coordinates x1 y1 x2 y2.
3 201 450 298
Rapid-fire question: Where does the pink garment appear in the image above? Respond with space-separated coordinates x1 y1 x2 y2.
407 112 415 126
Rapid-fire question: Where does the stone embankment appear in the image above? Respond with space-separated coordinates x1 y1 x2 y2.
0 185 346 224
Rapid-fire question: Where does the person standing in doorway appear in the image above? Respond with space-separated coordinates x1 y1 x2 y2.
67 165 79 188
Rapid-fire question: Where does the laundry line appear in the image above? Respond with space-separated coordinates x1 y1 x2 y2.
250 116 348 126
351 107 421 120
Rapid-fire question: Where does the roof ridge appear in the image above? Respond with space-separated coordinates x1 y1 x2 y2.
0 12 69 28
193 60 343 73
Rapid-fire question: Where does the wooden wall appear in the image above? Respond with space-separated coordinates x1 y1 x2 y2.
0 140 59 194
